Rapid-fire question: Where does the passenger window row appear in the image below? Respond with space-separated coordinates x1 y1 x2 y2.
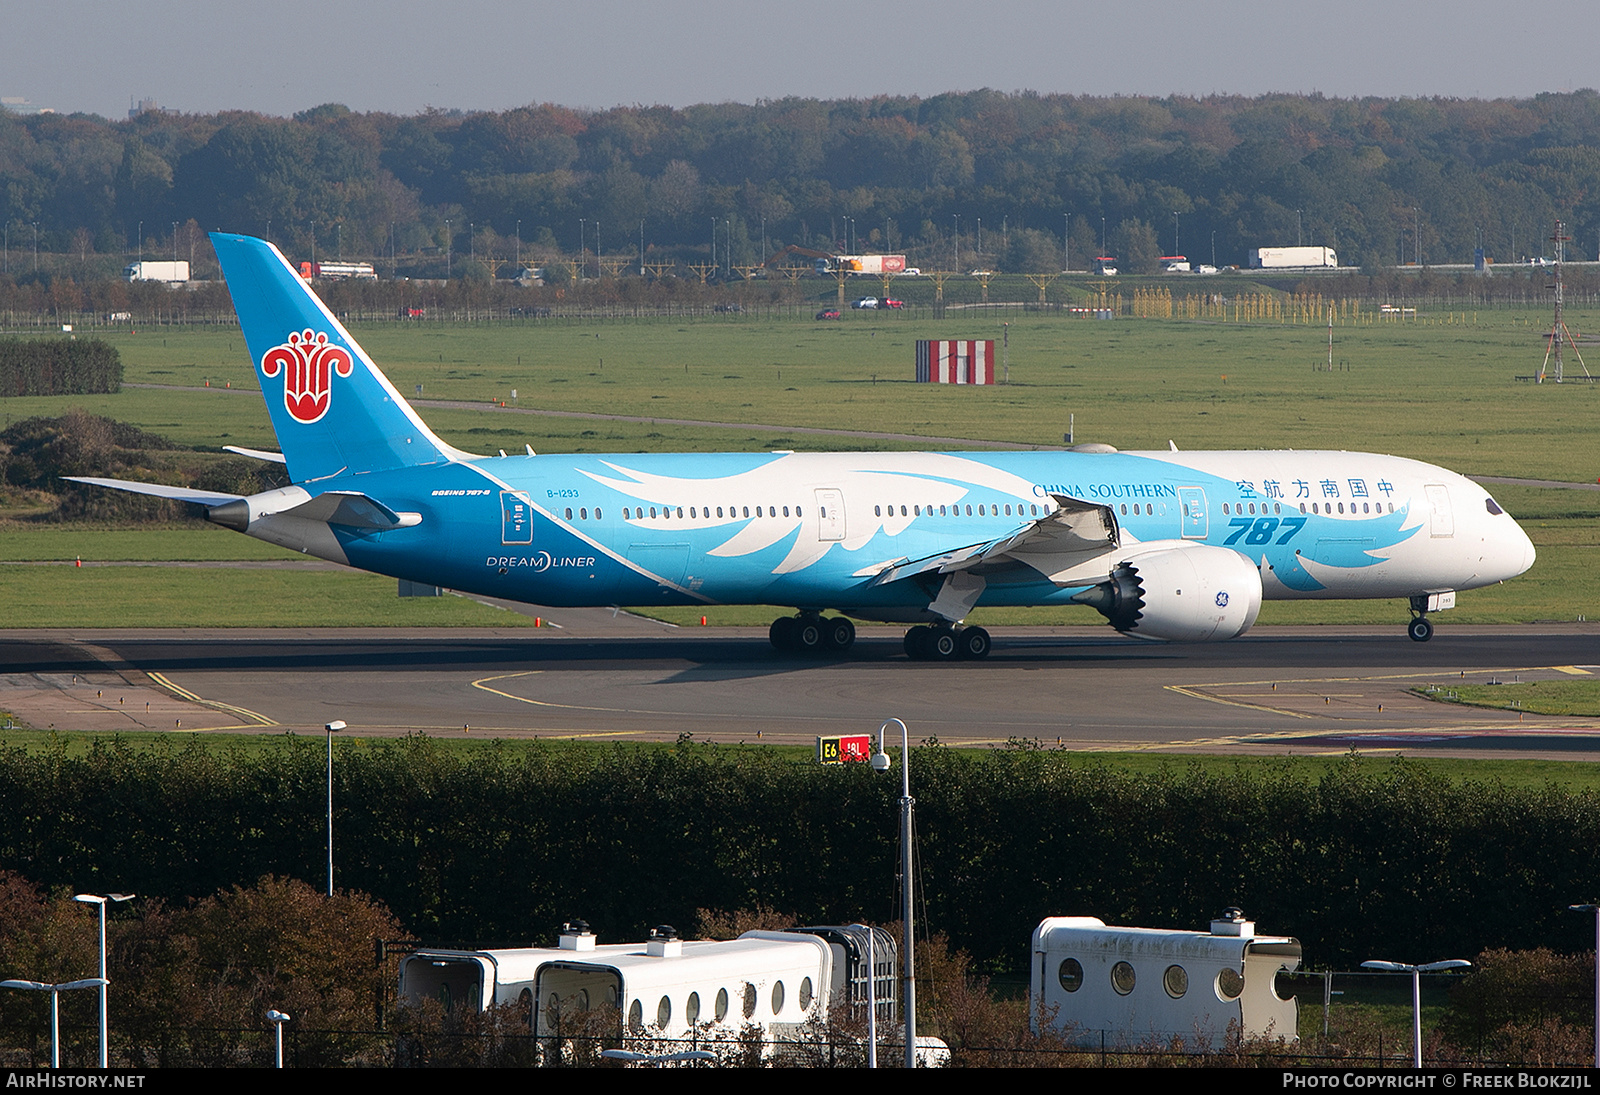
872 502 1042 518
617 504 801 520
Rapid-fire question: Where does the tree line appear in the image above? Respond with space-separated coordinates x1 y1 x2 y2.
6 90 1600 281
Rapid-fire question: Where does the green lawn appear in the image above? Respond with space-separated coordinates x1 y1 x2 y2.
1419 679 1600 717
0 565 531 627
3 307 1595 475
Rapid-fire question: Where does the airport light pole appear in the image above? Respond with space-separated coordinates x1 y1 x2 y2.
871 719 917 1068
267 1009 291 1067
74 892 134 1067
0 978 107 1067
325 720 345 895
1570 903 1600 1067
1361 958 1471 1067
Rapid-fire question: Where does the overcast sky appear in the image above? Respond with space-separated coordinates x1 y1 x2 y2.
8 0 1599 118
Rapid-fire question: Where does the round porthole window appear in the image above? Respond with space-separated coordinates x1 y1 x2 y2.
799 977 814 1010
686 992 701 1024
657 995 671 1027
1111 961 1136 995
771 981 785 1014
715 987 729 1021
1217 968 1244 1000
1164 965 1189 999
1057 958 1084 992
628 999 643 1030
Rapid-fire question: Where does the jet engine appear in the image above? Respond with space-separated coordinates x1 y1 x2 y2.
1071 543 1262 641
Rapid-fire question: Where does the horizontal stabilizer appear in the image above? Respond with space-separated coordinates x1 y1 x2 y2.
222 445 287 464
63 476 245 506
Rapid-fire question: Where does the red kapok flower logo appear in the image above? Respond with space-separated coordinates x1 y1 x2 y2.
260 329 354 424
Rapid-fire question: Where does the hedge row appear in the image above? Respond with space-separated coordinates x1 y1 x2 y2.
0 337 121 396
1 735 1594 971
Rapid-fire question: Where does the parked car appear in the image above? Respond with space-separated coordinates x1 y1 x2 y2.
815 308 841 320
883 298 904 309
852 297 879 309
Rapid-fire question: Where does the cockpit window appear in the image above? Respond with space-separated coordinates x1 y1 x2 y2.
1485 498 1504 515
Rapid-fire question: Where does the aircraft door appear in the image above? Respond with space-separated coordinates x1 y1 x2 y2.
501 491 533 544
1425 484 1454 538
1178 487 1208 539
815 488 846 541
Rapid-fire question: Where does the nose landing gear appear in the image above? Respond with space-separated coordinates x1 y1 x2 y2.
1407 593 1438 642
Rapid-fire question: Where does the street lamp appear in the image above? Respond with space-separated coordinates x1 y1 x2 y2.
871 718 918 1068
1360 958 1471 1067
1570 903 1600 1067
325 720 345 895
74 892 134 1067
0 978 108 1067
266 1009 291 1068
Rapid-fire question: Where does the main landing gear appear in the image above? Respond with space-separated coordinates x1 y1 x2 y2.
902 624 991 661
769 613 856 655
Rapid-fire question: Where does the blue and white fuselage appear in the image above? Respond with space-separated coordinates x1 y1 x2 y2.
74 235 1536 655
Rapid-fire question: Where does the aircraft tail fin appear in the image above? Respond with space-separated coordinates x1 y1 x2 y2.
210 233 471 482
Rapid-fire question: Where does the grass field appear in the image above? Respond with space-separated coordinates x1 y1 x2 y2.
0 565 530 627
1421 679 1600 717
0 309 1594 628
3 306 1596 473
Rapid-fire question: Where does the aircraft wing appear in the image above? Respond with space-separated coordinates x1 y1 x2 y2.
62 477 245 506
869 494 1121 588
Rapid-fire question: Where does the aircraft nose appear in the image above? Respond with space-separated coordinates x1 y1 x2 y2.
1493 516 1536 581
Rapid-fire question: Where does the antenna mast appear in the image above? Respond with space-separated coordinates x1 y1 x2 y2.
1538 220 1592 383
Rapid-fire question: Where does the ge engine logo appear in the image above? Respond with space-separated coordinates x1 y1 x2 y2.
1215 591 1230 607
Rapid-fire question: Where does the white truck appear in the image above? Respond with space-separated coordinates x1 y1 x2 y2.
815 254 907 276
1031 909 1301 1049
1250 246 1337 269
123 260 190 283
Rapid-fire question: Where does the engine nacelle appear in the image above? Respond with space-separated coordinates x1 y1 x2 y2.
1072 543 1263 641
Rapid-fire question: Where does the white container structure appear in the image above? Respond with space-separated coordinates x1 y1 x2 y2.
1031 908 1301 1049
399 922 897 1049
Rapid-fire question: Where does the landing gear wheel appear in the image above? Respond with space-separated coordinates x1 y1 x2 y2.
1407 616 1434 643
770 616 799 651
795 617 824 652
824 617 856 652
958 626 992 660
929 628 959 660
904 626 932 660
